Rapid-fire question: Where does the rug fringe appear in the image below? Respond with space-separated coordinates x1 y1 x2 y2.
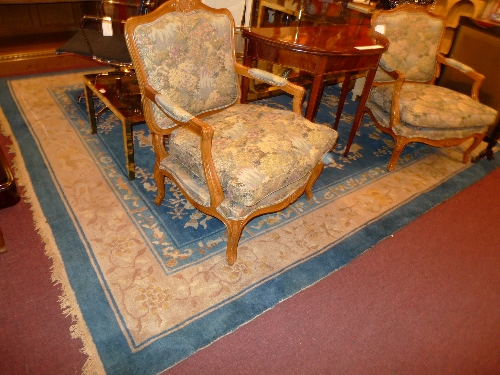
0 109 106 375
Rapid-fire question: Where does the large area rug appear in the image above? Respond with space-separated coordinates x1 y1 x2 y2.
1 70 499 375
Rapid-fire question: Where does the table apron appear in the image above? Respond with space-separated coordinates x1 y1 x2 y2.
245 41 382 75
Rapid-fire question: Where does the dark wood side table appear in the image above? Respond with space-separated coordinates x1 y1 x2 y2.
240 24 388 150
83 72 144 180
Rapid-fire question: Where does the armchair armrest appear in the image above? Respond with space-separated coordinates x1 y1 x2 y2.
155 94 195 123
372 59 406 128
144 85 190 119
388 70 406 129
144 85 224 207
378 59 401 81
437 54 484 100
441 57 474 73
234 62 306 115
247 68 288 87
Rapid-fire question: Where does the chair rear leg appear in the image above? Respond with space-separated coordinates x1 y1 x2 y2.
462 134 485 164
154 166 166 206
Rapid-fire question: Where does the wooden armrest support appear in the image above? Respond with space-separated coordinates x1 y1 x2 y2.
234 62 306 115
437 54 484 100
388 70 406 128
144 85 224 207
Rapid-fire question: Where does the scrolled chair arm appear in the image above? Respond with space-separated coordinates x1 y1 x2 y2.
234 62 306 114
388 69 406 129
436 54 484 100
373 60 406 128
144 85 224 208
247 68 288 86
442 57 474 73
155 94 194 123
144 84 193 122
378 59 401 81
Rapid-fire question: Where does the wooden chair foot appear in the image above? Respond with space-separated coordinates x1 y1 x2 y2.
387 138 407 172
226 220 245 266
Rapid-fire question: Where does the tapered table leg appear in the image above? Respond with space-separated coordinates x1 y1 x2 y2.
344 67 377 157
333 72 352 130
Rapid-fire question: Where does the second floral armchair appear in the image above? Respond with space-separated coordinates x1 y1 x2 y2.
355 5 498 172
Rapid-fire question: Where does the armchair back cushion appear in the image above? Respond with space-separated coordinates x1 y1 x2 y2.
133 10 239 129
374 10 444 83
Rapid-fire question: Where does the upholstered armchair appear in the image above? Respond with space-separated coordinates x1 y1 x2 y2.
357 5 498 171
125 0 338 265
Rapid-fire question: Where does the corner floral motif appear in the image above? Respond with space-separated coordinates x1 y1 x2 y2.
135 281 174 315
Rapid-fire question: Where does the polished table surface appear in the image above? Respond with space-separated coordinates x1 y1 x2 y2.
241 24 388 151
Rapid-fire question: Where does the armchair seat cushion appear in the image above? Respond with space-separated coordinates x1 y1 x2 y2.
368 84 498 130
366 101 490 140
166 103 337 207
161 156 314 221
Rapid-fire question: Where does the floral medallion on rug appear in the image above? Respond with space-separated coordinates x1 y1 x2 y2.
0 70 498 375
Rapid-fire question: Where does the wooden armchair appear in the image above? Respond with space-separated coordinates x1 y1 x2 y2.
124 0 338 265
356 5 498 171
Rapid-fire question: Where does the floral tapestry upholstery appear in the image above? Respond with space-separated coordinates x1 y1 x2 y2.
133 10 239 129
161 155 314 221
367 84 497 139
374 11 444 83
166 104 338 209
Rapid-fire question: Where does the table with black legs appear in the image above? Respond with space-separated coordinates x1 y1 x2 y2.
83 73 144 180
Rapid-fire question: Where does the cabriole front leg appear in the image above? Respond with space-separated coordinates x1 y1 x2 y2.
225 220 246 266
